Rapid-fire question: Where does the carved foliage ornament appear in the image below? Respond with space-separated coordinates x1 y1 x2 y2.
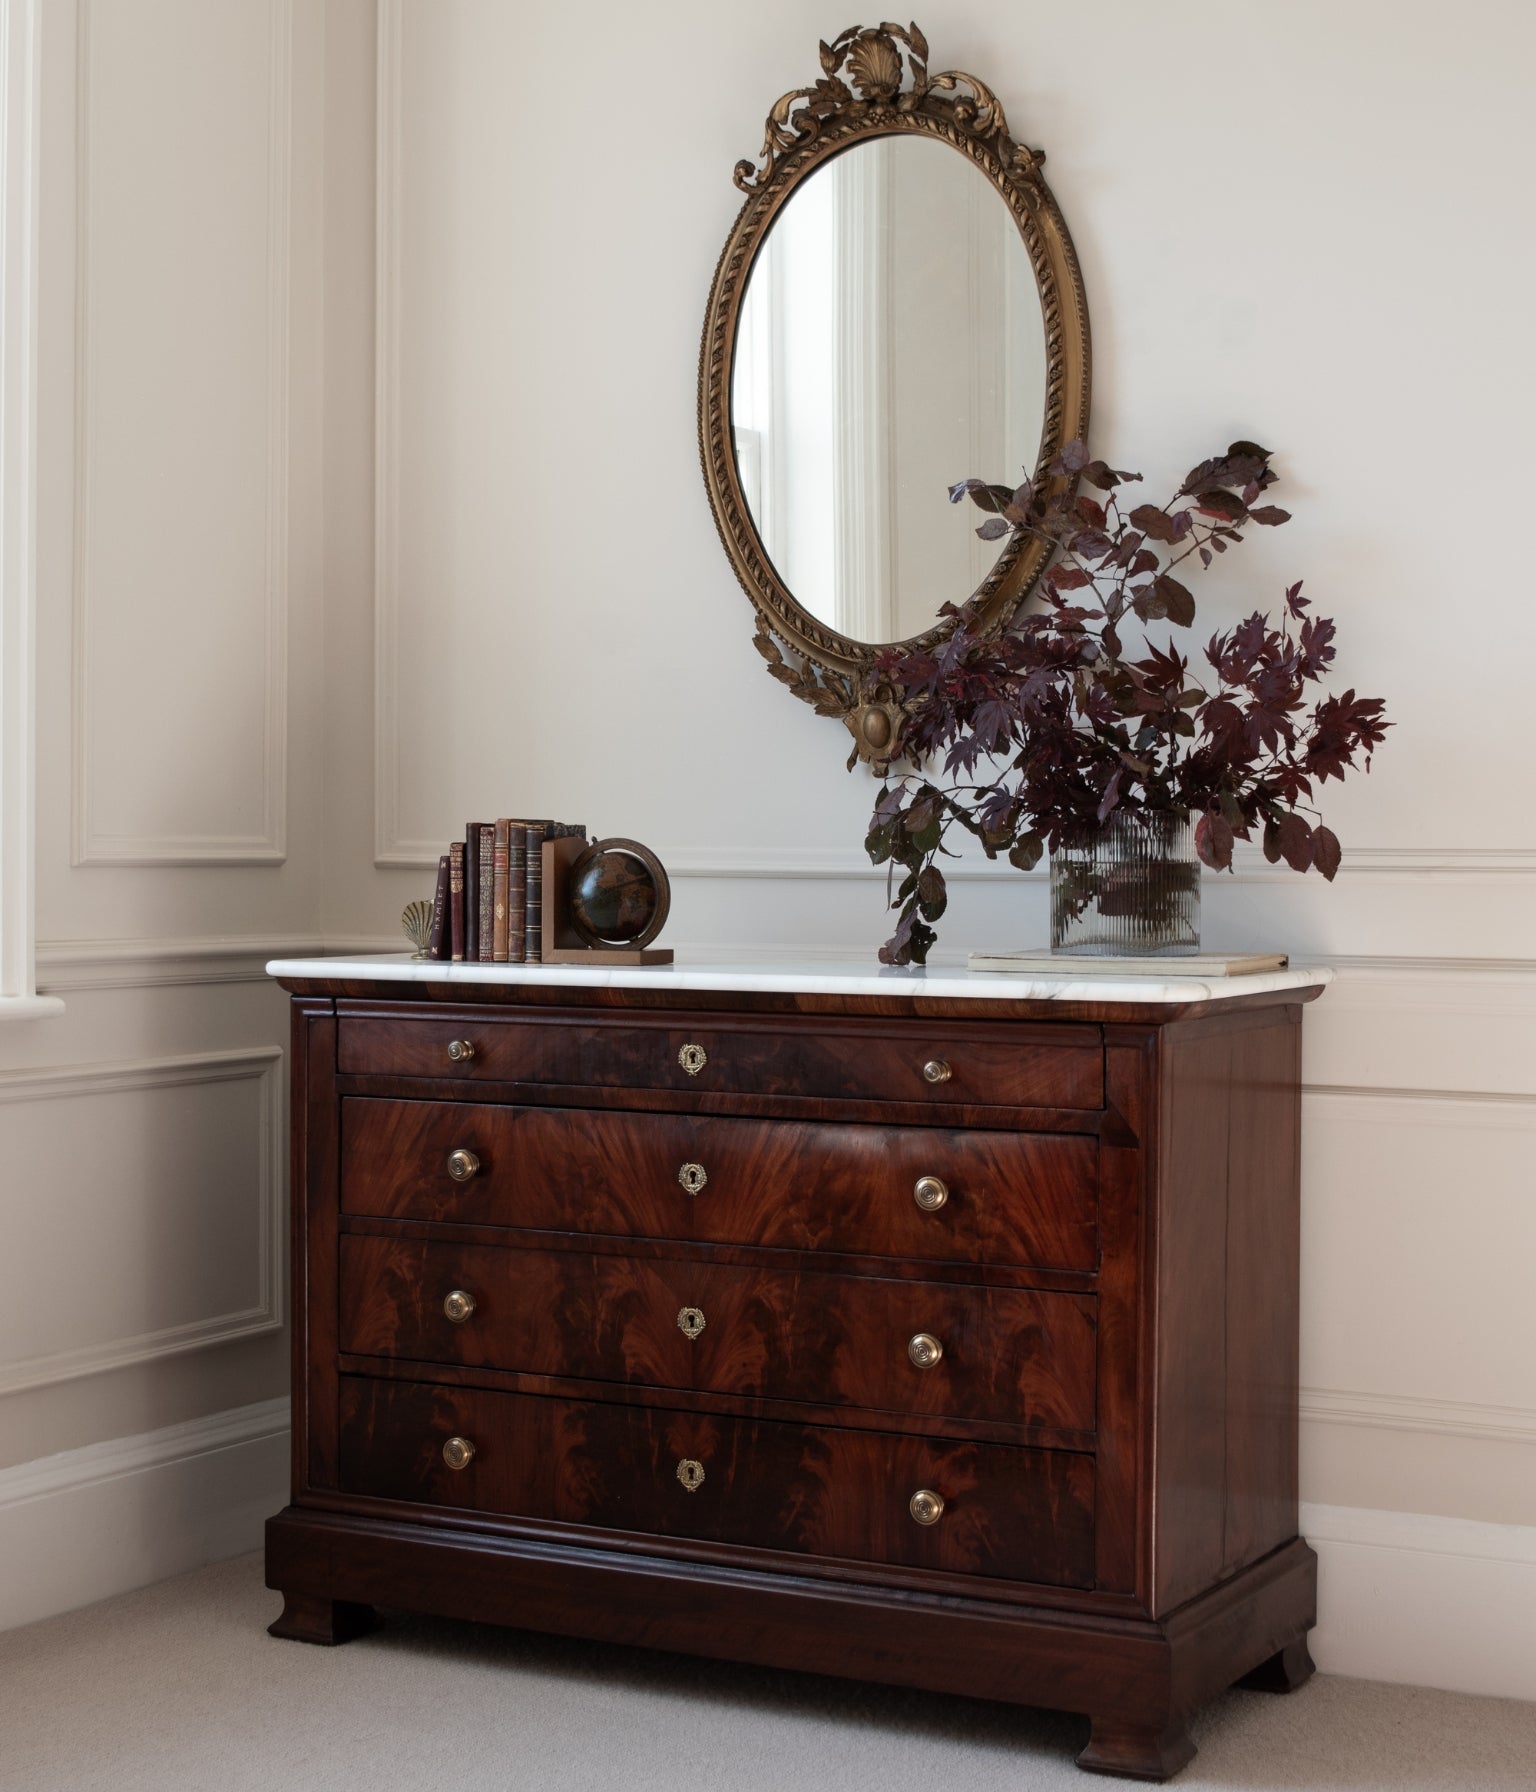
698 22 1091 770
734 22 1031 193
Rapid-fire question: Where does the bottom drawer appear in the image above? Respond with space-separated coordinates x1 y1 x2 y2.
338 1375 1095 1589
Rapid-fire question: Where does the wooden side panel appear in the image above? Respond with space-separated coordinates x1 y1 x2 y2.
1094 1031 1155 1598
1221 1012 1302 1574
340 1100 1100 1273
1153 1008 1304 1615
338 1233 1098 1432
337 1376 1096 1589
292 996 340 1494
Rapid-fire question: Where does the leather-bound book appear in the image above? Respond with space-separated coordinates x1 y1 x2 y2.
522 823 546 963
477 823 496 961
427 854 451 960
447 842 466 962
491 821 511 962
463 824 488 963
508 825 529 964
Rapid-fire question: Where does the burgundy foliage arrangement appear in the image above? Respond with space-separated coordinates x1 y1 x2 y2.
864 441 1391 965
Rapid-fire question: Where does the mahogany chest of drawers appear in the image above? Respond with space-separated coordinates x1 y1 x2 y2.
264 961 1326 1780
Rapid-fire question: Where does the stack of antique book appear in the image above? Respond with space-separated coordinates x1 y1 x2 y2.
420 820 587 965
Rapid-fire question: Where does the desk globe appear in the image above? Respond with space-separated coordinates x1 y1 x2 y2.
567 838 670 949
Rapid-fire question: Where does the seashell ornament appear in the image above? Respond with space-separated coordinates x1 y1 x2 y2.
401 898 434 959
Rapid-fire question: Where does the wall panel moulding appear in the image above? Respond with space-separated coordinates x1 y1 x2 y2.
70 0 293 866
0 1046 284 1395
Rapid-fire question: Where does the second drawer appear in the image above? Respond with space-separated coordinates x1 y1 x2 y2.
339 1233 1097 1434
340 1099 1100 1274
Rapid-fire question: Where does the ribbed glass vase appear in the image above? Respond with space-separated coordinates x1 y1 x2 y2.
1049 810 1201 956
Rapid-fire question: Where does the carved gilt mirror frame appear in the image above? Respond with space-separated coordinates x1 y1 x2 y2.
698 22 1091 766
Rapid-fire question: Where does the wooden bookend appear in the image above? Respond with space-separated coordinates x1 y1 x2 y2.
541 838 673 965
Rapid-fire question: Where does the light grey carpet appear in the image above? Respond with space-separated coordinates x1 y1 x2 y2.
1 1553 1532 1791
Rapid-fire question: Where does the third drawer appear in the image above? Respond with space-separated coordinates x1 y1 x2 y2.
340 1099 1099 1274
338 1232 1097 1433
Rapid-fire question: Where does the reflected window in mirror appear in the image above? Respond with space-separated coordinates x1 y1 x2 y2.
731 137 1046 646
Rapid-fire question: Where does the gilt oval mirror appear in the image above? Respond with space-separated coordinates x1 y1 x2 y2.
699 23 1091 763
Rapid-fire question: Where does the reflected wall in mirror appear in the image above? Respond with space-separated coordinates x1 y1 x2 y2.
732 136 1046 645
699 22 1090 767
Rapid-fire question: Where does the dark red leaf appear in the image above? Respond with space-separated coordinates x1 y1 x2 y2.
1128 504 1180 543
1277 810 1313 871
1249 506 1291 525
1153 574 1196 627
1195 488 1247 522
1195 811 1234 871
1080 459 1139 491
1312 825 1341 880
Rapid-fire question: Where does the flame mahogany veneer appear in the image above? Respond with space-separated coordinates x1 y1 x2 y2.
266 978 1321 1781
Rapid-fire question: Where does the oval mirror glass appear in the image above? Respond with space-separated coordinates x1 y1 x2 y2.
730 134 1046 646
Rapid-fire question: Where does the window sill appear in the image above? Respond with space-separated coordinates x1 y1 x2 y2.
0 993 65 1020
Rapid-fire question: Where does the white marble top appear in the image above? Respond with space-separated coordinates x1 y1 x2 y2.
265 953 1331 1007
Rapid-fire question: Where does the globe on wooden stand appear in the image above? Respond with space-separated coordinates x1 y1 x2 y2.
541 836 673 965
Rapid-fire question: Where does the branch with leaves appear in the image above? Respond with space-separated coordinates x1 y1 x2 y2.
863 441 1391 966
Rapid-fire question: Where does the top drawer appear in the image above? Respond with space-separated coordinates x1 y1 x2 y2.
336 1007 1104 1112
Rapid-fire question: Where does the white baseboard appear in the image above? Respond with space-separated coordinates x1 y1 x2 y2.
1302 1501 1536 1701
0 1396 289 1633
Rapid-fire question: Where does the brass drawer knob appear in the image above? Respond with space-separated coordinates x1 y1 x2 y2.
446 1148 480 1182
677 1305 706 1340
922 1059 952 1085
913 1175 949 1212
909 1488 945 1526
678 1042 708 1076
442 1436 476 1471
676 1458 705 1492
678 1161 708 1195
443 1289 477 1325
446 1038 476 1063
908 1332 944 1369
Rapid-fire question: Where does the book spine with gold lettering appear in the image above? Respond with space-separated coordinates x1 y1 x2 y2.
448 842 466 962
463 824 485 963
522 823 545 963
477 823 495 961
428 853 450 960
491 821 511 962
508 823 528 964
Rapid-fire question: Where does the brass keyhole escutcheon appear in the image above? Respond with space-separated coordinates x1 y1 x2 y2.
678 1162 708 1196
446 1038 476 1063
909 1488 945 1526
676 1458 706 1492
922 1058 952 1085
908 1332 943 1369
678 1042 708 1076
913 1175 948 1212
443 1290 477 1325
446 1148 480 1183
677 1306 706 1341
442 1436 476 1472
